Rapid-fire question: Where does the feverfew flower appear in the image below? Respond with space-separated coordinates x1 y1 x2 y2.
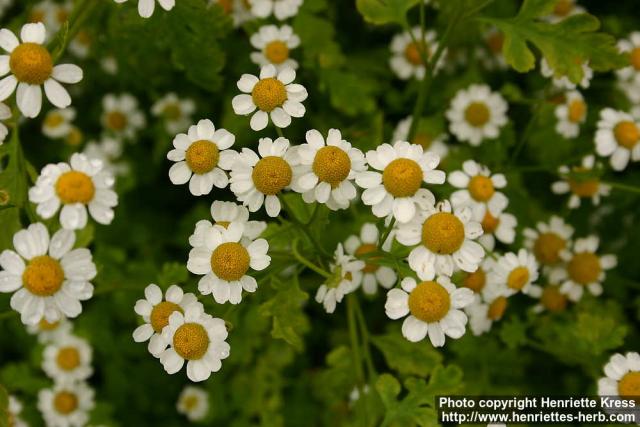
477 209 517 251
29 0 72 35
390 27 443 80
232 65 307 131
0 223 96 325
177 386 209 421
42 334 93 382
595 108 640 171
489 249 541 297
551 155 610 209
101 93 145 140
113 0 175 18
532 283 569 313
0 101 10 144
214 0 254 27
83 136 128 176
250 25 300 71
189 201 267 248
167 119 236 196
540 57 592 90
616 32 640 103
29 153 118 230
0 23 83 118
465 282 509 336
446 84 508 146
292 128 366 210
356 140 445 223
555 91 587 138
316 244 364 314
448 160 508 221
42 108 75 139
8 395 28 427
392 116 449 159
27 318 73 343
250 0 302 21
523 215 574 268
385 276 474 346
38 381 95 427
597 352 640 402
151 93 196 134
545 0 585 23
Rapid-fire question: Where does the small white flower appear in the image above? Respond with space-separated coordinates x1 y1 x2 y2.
597 352 640 401
38 381 95 427
392 116 449 159
29 153 118 230
551 155 610 209
42 333 93 382
477 27 507 70
8 395 28 427
29 0 72 35
389 27 443 80
42 107 75 139
177 386 209 421
489 249 540 297
27 317 73 343
477 209 517 251
167 119 236 196
532 283 569 314
616 32 640 103
316 244 365 314
540 57 592 90
101 93 145 140
187 222 270 304
232 65 307 131
152 93 196 134
356 140 445 223
83 136 129 176
113 0 176 18
68 30 92 59
523 215 574 268
555 91 587 138
448 160 508 221
230 137 299 217
249 0 302 21
159 304 230 382
212 0 254 27
595 108 640 171
385 276 474 346
465 281 509 336
250 25 300 71
545 0 585 23
0 223 96 325
0 23 83 118
446 84 508 146
0 101 10 144
132 284 203 358
396 200 485 280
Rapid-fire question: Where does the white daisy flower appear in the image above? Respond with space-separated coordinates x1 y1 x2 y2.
392 116 449 159
152 93 196 135
356 140 445 223
551 155 610 209
8 395 28 427
479 27 507 70
616 33 640 104
213 0 254 27
232 65 307 131
0 22 83 118
68 30 92 59
230 136 299 217
460 257 495 299
315 243 365 314
395 200 484 280
523 215 574 268
113 0 176 18
489 249 541 297
448 160 508 221
83 136 129 177
597 352 640 402
42 107 75 139
38 381 95 427
343 223 397 295
540 57 592 90
187 222 270 304
42 333 93 382
132 284 203 358
385 276 474 346
292 129 366 210
167 119 236 196
27 317 73 343
465 282 509 336
29 0 72 37
389 27 443 80
0 223 96 325
477 209 517 251
101 93 145 140
545 0 585 23
249 0 302 21
159 304 230 382
29 153 118 230
177 386 209 421
532 283 569 313
250 25 300 71
550 235 617 302
555 91 587 138
595 108 640 171
0 101 11 144
446 84 508 146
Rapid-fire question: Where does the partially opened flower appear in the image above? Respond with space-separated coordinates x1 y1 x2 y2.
532 283 569 313
389 27 443 80
448 160 508 221
315 244 365 313
42 334 93 382
555 91 587 138
250 24 300 71
101 93 145 140
151 92 196 134
477 209 517 250
177 386 209 421
42 107 75 139
489 249 540 297
113 0 176 18
545 0 585 23
551 155 610 209
249 0 302 21
523 215 574 269
597 352 640 401
465 282 510 336
38 381 95 427
595 108 640 171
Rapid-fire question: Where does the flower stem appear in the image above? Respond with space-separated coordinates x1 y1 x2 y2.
378 218 396 249
353 297 377 381
603 181 640 195
347 295 365 385
291 239 330 278
275 127 285 139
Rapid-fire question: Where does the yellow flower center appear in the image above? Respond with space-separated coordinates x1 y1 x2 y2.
55 171 95 204
487 296 507 320
215 221 230 229
163 103 182 120
463 268 486 293
507 266 530 291
486 32 504 54
56 347 81 371
411 132 433 149
540 286 567 312
0 190 9 206
567 252 601 285
39 319 60 331
183 395 200 411
468 175 495 202
45 112 65 129
29 10 46 23
105 111 128 131
533 232 566 265
568 169 600 198
464 102 491 127
56 8 69 24
218 0 233 13
631 47 640 71
481 211 500 234
185 140 220 175
312 146 351 188
618 372 640 404
614 121 640 149
150 301 183 333
252 156 292 195
553 0 574 17
76 30 92 47
210 242 250 281
53 391 78 415
22 256 65 297
421 212 465 255
265 40 290 64
251 78 287 112
567 99 586 123
173 323 210 360
66 127 84 146
9 43 53 85
408 280 450 323
404 41 429 66
382 158 423 198
355 243 379 273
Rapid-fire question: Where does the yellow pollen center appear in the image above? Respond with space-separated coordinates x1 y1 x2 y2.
9 43 53 85
251 78 287 112
421 212 465 254
163 103 182 120
210 242 250 281
540 286 567 312
215 221 231 229
468 175 495 202
312 146 351 188
463 268 486 293
408 281 450 323
56 347 81 371
53 391 78 415
631 47 640 71
265 40 290 64
55 171 95 204
57 8 69 23
487 296 507 320
533 232 566 265
150 301 183 333
106 111 128 131
507 266 530 291
553 0 574 17
487 32 504 54
568 170 599 198
568 99 586 123
404 41 429 66
567 252 601 285
382 158 423 197
185 140 220 174
66 127 83 146
618 372 640 404
39 319 60 331
45 113 65 128
173 323 210 360
22 256 64 296
219 0 233 13
252 156 292 195
614 121 640 149
411 133 433 149
76 30 92 47
481 211 500 234
355 243 379 273
183 395 200 411
464 102 491 127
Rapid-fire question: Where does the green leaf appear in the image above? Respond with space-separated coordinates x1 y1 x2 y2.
499 316 528 349
356 0 419 26
156 262 189 287
371 332 443 377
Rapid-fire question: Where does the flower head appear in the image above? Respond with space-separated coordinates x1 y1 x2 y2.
250 24 300 71
390 27 443 80
113 0 176 18
489 249 541 297
42 333 93 382
151 92 196 134
249 0 302 21
595 108 640 171
38 381 95 427
597 352 640 402
177 386 209 421
315 243 365 313
551 155 610 209
555 91 587 138
101 93 145 140
448 160 508 221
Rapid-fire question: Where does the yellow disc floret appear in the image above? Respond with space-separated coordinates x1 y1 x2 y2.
487 296 507 320
618 372 640 403
210 242 250 282
614 121 640 149
105 111 127 131
568 171 600 198
265 40 290 65
22 256 64 296
312 146 351 188
553 0 574 17
55 171 95 204
463 268 486 293
411 133 433 149
533 232 566 265
507 266 530 291
421 212 465 254
568 252 601 285
163 103 182 120
56 347 81 371
39 319 60 331
631 47 640 71
45 112 65 129
404 41 428 66
382 158 423 197
173 323 210 360
252 78 287 112
568 99 586 123
252 156 292 195
540 286 567 312
150 301 183 333
53 391 78 415
355 243 379 273
481 211 500 234
9 43 53 85
468 175 495 202
464 102 490 127
185 140 220 175
408 280 451 323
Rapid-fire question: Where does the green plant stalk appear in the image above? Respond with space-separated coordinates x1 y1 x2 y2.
378 217 396 248
280 195 329 257
291 239 330 278
347 295 365 388
353 297 377 381
603 181 640 195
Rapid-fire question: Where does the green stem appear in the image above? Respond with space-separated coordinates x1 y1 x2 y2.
378 218 396 249
353 297 377 381
52 0 97 61
280 195 328 257
0 311 17 321
347 295 365 386
275 127 285 139
603 181 640 195
291 239 330 278
510 102 542 163
463 0 496 19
